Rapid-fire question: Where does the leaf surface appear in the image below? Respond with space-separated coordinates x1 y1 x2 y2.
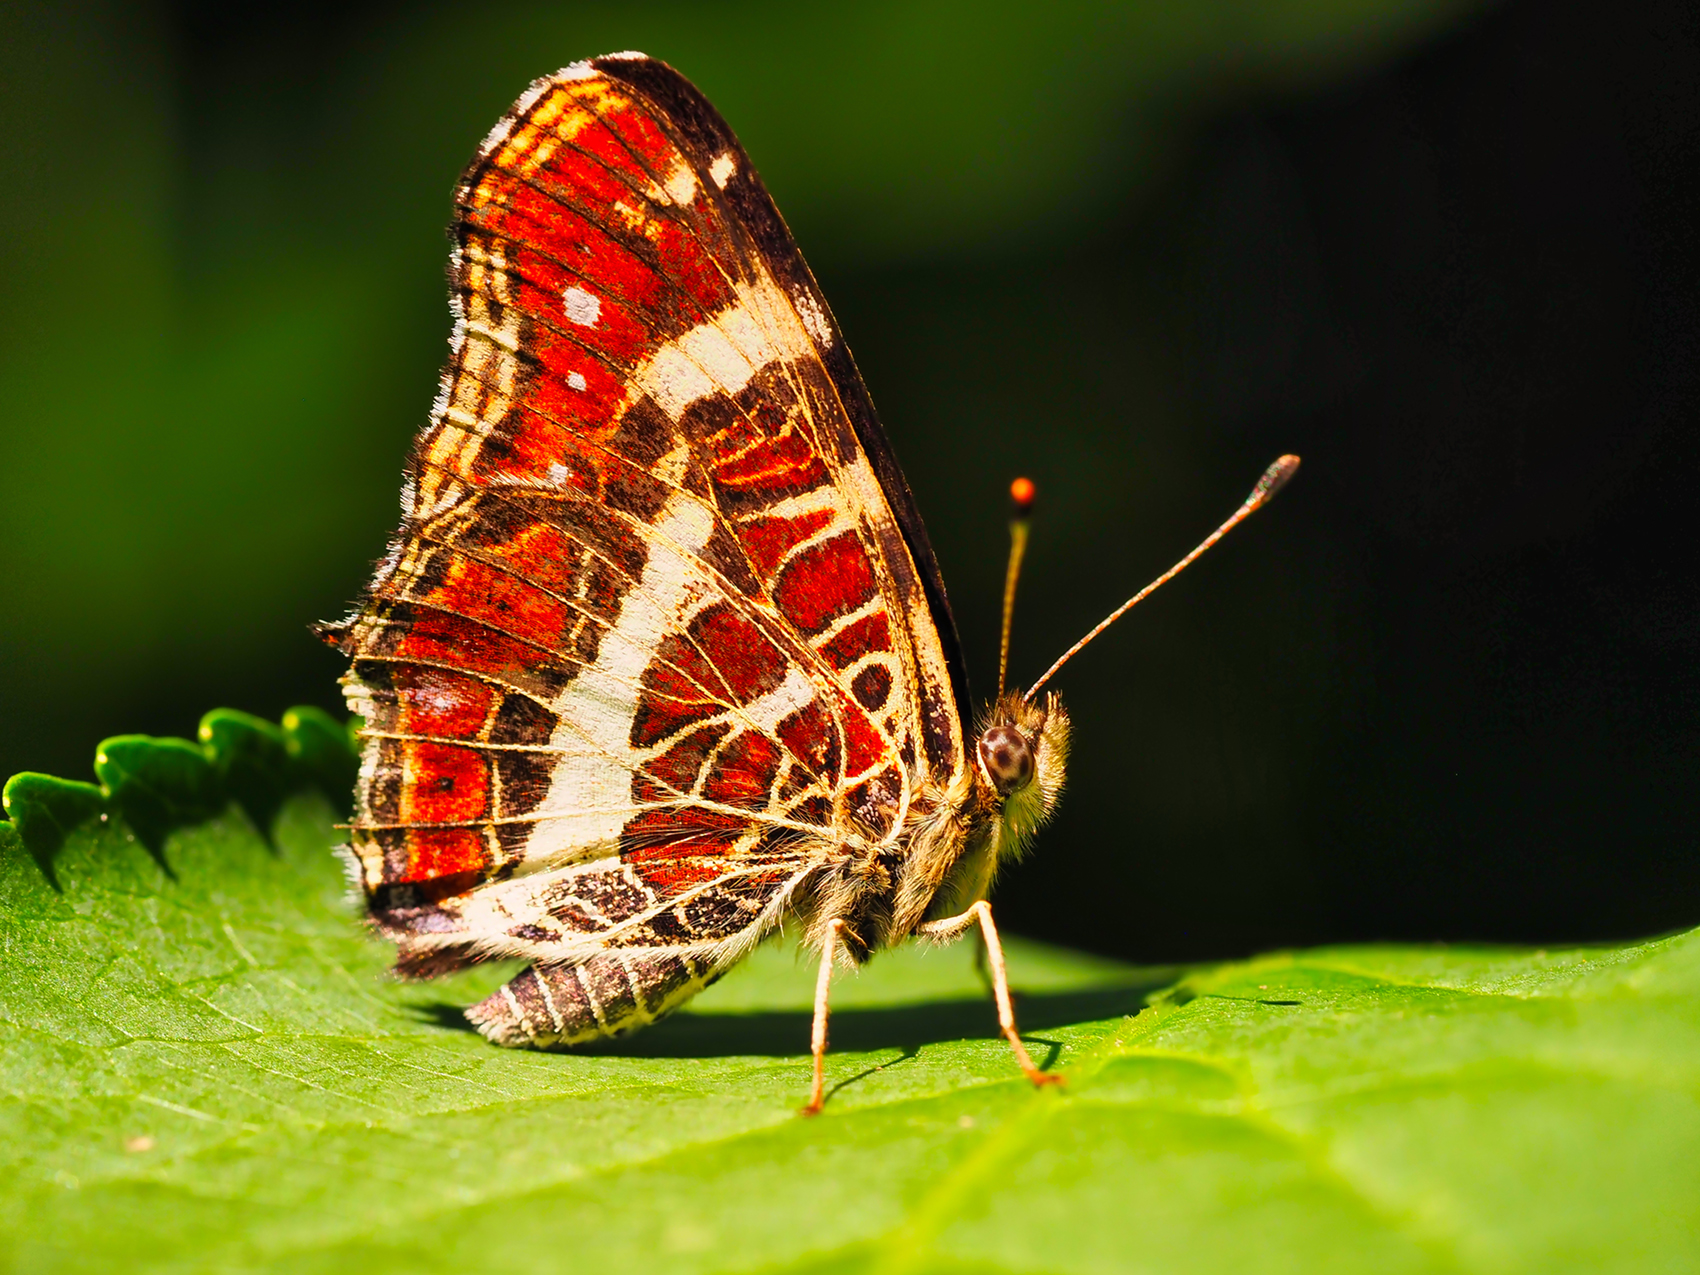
1 716 1695 1274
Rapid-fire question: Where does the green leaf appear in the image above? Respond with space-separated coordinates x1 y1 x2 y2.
196 709 295 839
2 719 1696 1273
279 706 361 806
2 772 106 887
94 736 221 859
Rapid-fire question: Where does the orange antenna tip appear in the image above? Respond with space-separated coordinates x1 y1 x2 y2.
1009 476 1036 515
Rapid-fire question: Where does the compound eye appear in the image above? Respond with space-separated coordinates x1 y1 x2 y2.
977 725 1035 796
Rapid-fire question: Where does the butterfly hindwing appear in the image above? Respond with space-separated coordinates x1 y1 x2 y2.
333 55 968 1010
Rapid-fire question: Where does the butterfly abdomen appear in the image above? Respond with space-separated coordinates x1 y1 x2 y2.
467 951 722 1047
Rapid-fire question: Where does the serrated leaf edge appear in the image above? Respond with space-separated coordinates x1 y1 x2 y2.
0 705 358 882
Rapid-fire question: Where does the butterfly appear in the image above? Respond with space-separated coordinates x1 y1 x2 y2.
322 52 1297 1114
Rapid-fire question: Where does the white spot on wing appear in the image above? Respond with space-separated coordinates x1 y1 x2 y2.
793 289 832 347
567 370 587 392
563 286 601 327
709 152 737 188
663 162 699 207
555 61 599 81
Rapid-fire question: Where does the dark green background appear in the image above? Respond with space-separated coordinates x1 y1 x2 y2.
2 0 1696 961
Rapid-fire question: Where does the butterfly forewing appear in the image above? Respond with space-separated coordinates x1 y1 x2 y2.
333 55 968 999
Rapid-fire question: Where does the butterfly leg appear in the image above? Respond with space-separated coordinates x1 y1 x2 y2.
919 900 1063 1090
801 917 845 1116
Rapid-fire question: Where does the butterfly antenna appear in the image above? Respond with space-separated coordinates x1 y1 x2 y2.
1023 455 1300 702
997 477 1036 700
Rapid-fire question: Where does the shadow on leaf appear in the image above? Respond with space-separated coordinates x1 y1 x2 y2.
411 979 1165 1059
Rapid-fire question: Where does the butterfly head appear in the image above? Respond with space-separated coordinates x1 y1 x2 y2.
974 692 1070 854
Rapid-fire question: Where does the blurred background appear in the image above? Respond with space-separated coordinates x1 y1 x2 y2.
2 0 1696 961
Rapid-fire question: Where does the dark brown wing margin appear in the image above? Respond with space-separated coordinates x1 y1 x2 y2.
591 53 972 762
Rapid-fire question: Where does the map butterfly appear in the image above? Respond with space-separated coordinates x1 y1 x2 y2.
322 53 1298 1113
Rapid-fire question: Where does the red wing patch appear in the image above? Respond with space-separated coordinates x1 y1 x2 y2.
327 54 969 1022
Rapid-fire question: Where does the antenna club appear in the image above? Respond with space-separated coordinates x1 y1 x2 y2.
1250 454 1301 506
1009 476 1037 515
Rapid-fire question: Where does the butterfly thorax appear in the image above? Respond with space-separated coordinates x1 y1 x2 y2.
797 692 1070 965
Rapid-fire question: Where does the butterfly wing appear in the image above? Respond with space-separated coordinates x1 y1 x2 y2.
329 54 968 1035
